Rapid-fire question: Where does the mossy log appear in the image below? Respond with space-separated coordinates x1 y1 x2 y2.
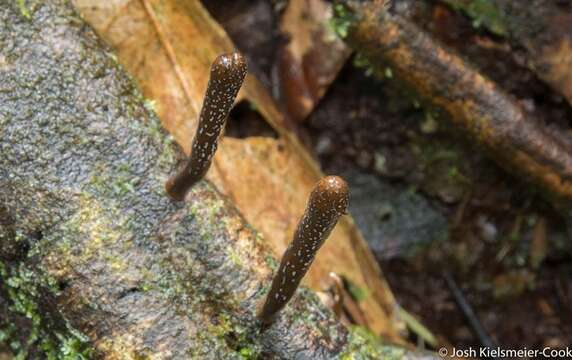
0 1 434 359
334 0 572 211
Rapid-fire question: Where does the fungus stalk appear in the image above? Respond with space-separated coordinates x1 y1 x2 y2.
166 52 247 201
258 176 349 325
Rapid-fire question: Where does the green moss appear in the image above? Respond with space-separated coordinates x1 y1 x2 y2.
239 346 257 359
143 99 157 113
188 195 227 243
0 263 93 359
227 247 243 267
16 0 31 19
263 254 278 271
207 200 225 222
410 137 471 204
209 313 233 339
443 0 507 35
346 281 370 303
188 311 250 360
340 326 408 360
203 312 263 360
88 163 138 198
290 288 345 341
53 194 128 273
0 324 17 352
52 334 92 360
330 3 355 39
352 53 377 78
140 282 154 292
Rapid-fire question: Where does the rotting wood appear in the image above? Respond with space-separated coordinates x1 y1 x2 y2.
335 0 572 211
72 0 405 340
0 1 436 358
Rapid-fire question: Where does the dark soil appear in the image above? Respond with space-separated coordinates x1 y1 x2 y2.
204 0 572 355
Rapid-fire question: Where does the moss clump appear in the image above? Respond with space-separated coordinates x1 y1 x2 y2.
340 326 409 360
330 3 356 39
189 311 262 360
16 0 31 19
239 346 257 359
346 281 370 303
52 193 130 276
443 0 507 35
0 263 93 359
227 247 243 267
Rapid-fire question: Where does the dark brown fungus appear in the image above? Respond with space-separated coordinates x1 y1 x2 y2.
165 52 247 201
258 175 350 325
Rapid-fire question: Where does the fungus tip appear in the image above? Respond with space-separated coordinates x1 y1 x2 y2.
311 175 349 216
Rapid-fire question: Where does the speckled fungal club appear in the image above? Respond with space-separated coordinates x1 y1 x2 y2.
166 52 247 201
258 175 350 325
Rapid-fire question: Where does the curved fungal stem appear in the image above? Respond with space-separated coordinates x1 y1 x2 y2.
258 176 349 325
165 52 247 201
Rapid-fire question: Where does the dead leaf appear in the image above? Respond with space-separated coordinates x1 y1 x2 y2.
530 216 547 269
540 38 572 105
278 0 352 122
72 0 403 340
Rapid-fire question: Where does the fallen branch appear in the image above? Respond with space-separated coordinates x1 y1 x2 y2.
0 1 431 358
335 0 572 209
443 272 496 351
441 0 572 106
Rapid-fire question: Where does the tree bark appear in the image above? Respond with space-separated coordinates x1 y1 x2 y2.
0 0 434 359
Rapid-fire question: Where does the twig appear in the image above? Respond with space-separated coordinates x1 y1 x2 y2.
397 306 438 348
443 272 496 353
452 190 472 229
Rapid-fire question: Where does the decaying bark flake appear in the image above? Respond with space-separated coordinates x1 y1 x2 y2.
278 0 352 123
0 0 435 359
336 0 572 209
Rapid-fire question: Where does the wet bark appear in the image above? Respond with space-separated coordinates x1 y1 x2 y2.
0 1 437 359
